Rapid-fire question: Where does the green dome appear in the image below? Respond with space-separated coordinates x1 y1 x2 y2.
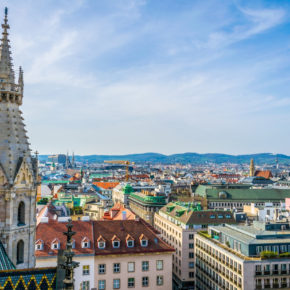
123 184 133 194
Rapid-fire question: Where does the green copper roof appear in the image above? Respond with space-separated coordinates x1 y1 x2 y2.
195 185 290 201
129 193 166 205
123 184 134 194
42 180 70 184
0 241 15 270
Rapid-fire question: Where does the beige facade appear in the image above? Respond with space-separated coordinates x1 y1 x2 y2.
154 212 195 289
195 233 290 290
83 200 108 220
93 252 172 290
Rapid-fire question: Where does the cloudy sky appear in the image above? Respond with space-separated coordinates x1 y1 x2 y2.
3 0 290 155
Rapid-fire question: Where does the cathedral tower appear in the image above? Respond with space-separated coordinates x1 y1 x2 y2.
249 158 255 177
0 8 37 269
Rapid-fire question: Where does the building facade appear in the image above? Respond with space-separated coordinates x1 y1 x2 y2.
0 8 37 269
129 191 166 226
36 219 174 290
195 222 290 290
154 202 235 290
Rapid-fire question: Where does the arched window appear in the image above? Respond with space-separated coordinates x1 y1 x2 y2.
17 240 24 264
18 202 25 226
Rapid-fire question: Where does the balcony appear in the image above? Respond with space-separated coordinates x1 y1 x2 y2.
255 286 262 290
264 271 270 275
255 271 262 276
281 270 287 275
264 284 271 289
272 270 279 275
281 283 288 288
273 284 279 288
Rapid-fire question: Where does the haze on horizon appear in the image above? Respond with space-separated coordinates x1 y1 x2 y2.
3 0 290 156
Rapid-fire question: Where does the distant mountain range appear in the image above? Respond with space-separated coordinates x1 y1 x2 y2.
39 153 290 165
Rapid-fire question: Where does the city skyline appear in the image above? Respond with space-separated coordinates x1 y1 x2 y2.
3 0 290 155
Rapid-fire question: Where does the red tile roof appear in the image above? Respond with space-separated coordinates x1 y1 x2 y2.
93 220 174 256
36 219 174 258
93 182 119 190
254 170 273 179
36 220 94 257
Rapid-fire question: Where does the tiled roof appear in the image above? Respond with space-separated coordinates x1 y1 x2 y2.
103 202 136 220
0 242 15 270
93 220 174 256
36 220 173 258
93 182 119 190
36 220 94 257
160 202 236 225
255 170 273 179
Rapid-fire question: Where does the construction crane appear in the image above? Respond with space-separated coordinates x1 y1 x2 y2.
104 160 135 181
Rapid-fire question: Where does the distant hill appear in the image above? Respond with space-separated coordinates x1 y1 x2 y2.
39 152 290 165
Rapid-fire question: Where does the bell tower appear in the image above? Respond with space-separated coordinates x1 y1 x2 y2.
249 159 255 177
0 8 37 269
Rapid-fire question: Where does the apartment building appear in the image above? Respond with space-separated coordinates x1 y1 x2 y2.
195 221 290 290
36 218 174 290
154 202 235 290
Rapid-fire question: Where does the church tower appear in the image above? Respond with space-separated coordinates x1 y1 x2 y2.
0 8 37 269
249 158 255 177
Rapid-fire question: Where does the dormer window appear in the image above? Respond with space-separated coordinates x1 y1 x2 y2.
127 240 134 247
98 241 106 249
126 234 135 248
112 235 120 248
35 239 43 251
113 241 120 248
97 235 106 249
140 234 148 247
51 238 60 250
82 237 90 248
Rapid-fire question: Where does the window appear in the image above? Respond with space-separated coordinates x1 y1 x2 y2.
127 240 134 247
156 275 163 286
142 261 149 271
82 265 90 275
82 241 89 248
52 243 58 249
189 234 194 239
189 243 194 249
210 215 215 219
113 279 120 289
98 241 105 249
142 277 149 287
141 239 148 247
128 262 135 272
82 281 90 290
113 263 120 273
218 214 224 218
99 264 106 274
128 278 135 288
17 202 25 226
189 252 194 259
189 272 194 278
16 240 24 264
281 245 287 253
113 241 120 248
156 260 163 270
189 262 194 268
98 280 106 290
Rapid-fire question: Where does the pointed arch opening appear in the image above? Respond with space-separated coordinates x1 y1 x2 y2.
17 240 24 264
17 201 25 226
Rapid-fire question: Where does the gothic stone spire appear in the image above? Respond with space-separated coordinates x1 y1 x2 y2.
0 8 34 185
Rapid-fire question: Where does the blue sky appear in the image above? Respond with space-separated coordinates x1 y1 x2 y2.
3 0 290 155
